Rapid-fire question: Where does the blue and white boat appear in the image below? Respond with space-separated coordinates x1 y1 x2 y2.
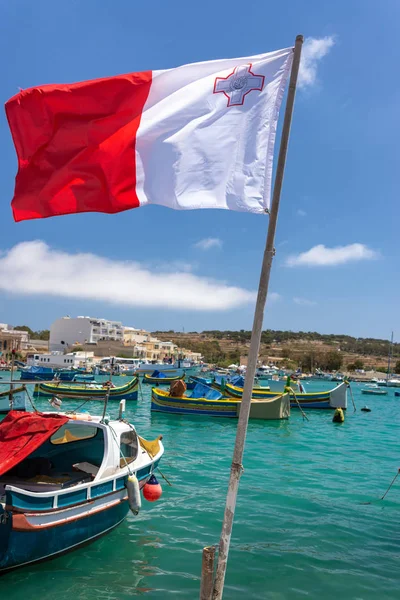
0 386 27 415
0 407 164 573
20 366 77 382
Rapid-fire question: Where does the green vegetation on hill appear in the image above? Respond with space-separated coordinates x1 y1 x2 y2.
14 325 50 340
152 328 397 370
200 330 398 358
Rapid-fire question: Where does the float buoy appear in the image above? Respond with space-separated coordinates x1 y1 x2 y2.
143 474 162 502
332 407 345 423
361 406 371 412
126 474 141 514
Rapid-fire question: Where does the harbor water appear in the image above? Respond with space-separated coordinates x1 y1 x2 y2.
1 377 399 599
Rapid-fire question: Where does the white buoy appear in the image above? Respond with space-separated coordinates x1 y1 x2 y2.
118 399 126 419
126 474 141 514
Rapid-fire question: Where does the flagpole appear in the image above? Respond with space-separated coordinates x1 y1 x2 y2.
210 34 304 600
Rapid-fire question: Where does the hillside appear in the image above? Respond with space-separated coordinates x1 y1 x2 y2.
153 329 399 372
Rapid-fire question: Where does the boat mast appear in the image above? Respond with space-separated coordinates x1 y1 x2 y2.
386 331 393 383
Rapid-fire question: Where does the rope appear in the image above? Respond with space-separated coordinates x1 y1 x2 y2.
24 385 39 413
359 468 400 504
157 467 172 486
287 386 309 421
138 378 144 402
344 379 356 412
381 469 400 500
64 397 92 413
108 422 133 476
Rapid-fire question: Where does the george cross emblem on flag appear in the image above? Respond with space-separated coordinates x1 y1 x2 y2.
213 64 265 107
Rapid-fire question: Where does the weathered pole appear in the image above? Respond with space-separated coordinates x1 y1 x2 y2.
199 546 216 600
210 35 304 600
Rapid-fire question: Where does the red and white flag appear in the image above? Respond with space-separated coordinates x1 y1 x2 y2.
6 47 293 222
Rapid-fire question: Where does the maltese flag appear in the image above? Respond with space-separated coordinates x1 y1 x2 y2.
6 47 293 222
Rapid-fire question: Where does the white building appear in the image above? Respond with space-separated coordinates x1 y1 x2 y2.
50 316 124 351
123 326 151 345
0 323 29 352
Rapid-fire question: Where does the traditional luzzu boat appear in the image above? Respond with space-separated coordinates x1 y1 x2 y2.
0 386 27 415
142 371 185 385
33 377 139 401
151 383 290 420
0 407 164 573
214 375 348 410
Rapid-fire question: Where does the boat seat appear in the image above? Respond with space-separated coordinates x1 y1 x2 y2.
72 462 99 476
0 470 92 495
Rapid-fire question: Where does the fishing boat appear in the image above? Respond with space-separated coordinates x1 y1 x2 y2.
0 386 27 415
361 388 388 396
0 407 164 573
151 383 290 419
142 371 185 385
387 379 400 388
33 377 139 401
189 374 215 386
135 360 200 376
20 366 78 382
214 375 347 410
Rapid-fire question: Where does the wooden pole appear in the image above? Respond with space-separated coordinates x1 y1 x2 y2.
386 331 393 383
200 546 216 600
210 35 304 600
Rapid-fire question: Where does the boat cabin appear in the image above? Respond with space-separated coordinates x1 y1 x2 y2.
0 412 162 506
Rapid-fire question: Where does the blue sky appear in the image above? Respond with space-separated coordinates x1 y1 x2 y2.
0 0 399 339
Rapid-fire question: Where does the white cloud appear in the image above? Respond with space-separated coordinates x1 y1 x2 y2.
194 237 222 250
296 209 307 217
0 241 256 311
298 36 335 89
293 297 317 306
286 243 378 267
268 292 281 303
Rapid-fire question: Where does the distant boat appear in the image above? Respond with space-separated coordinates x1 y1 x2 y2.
134 360 200 376
214 375 347 410
0 408 164 573
142 371 185 385
387 379 400 388
20 366 79 382
151 383 290 420
33 377 139 401
361 388 388 396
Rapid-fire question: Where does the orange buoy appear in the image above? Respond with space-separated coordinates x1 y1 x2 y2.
143 474 162 502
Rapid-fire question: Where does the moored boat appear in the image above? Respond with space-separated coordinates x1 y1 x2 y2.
214 376 347 409
151 384 290 420
0 408 164 573
20 366 81 382
0 386 27 415
142 371 185 385
33 377 139 401
361 388 388 396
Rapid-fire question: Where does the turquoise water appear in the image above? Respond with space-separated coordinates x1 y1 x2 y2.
1 377 400 599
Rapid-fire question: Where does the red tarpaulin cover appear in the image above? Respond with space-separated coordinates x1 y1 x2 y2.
0 411 69 476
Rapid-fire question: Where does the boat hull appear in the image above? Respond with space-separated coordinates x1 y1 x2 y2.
33 377 139 401
151 389 290 419
0 496 129 573
142 374 185 385
219 382 347 409
0 389 27 415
